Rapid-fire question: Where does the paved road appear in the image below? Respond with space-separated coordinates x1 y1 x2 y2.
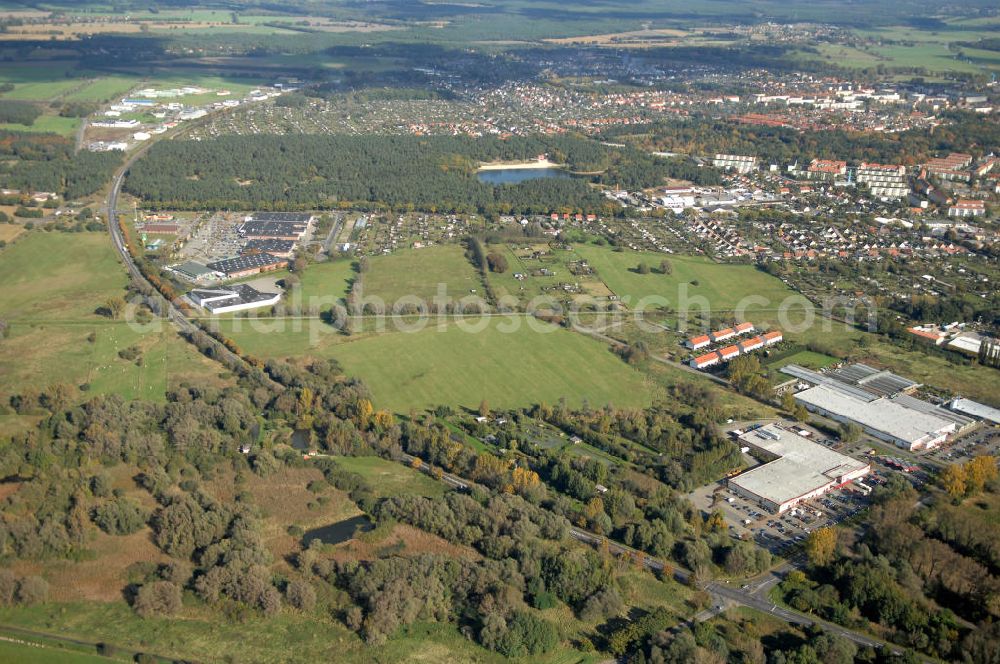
396 451 900 653
103 117 278 387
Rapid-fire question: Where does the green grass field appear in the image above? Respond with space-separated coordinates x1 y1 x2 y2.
363 245 480 305
0 231 128 321
0 115 81 136
328 318 653 413
298 257 357 305
573 246 800 323
332 456 446 497
0 231 228 403
0 640 109 664
62 75 138 102
763 348 839 383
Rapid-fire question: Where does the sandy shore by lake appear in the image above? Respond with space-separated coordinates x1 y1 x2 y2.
477 158 562 171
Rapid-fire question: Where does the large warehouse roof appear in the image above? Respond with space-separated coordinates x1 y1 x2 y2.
949 398 1000 425
731 425 869 508
794 384 955 447
246 212 313 223
781 362 918 399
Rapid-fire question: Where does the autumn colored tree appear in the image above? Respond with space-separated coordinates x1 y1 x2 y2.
964 455 998 494
356 398 374 429
104 296 126 320
804 527 837 567
705 510 727 534
373 410 395 431
939 463 968 500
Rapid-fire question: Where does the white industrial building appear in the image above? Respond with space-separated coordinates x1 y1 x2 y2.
729 424 870 513
712 154 757 174
188 284 280 314
793 383 956 451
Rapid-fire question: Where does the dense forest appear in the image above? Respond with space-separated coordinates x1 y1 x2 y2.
0 131 121 200
122 134 706 214
785 471 1000 662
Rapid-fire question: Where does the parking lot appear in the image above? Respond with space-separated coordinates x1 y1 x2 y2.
924 424 1000 465
691 481 873 556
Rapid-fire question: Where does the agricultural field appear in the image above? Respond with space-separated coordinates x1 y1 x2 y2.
362 244 481 306
573 245 800 323
0 231 228 405
328 318 655 413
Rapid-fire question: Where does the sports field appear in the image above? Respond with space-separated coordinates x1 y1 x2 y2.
328 318 653 413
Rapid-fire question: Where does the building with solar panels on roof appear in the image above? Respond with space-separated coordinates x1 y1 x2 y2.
207 253 288 279
782 363 973 451
239 212 314 241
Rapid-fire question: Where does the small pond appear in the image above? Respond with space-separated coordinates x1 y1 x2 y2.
302 515 374 547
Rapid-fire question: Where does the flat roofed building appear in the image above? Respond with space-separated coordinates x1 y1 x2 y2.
712 154 757 174
239 221 309 240
189 284 280 314
207 253 288 279
949 398 1000 425
855 162 909 199
170 261 218 283
729 424 870 513
245 212 314 223
242 239 296 258
793 384 956 451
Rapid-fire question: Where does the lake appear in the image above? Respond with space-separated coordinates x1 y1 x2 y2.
302 515 374 547
477 167 572 185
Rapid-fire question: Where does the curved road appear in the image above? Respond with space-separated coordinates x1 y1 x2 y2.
397 450 903 655
101 102 906 661
103 121 275 383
